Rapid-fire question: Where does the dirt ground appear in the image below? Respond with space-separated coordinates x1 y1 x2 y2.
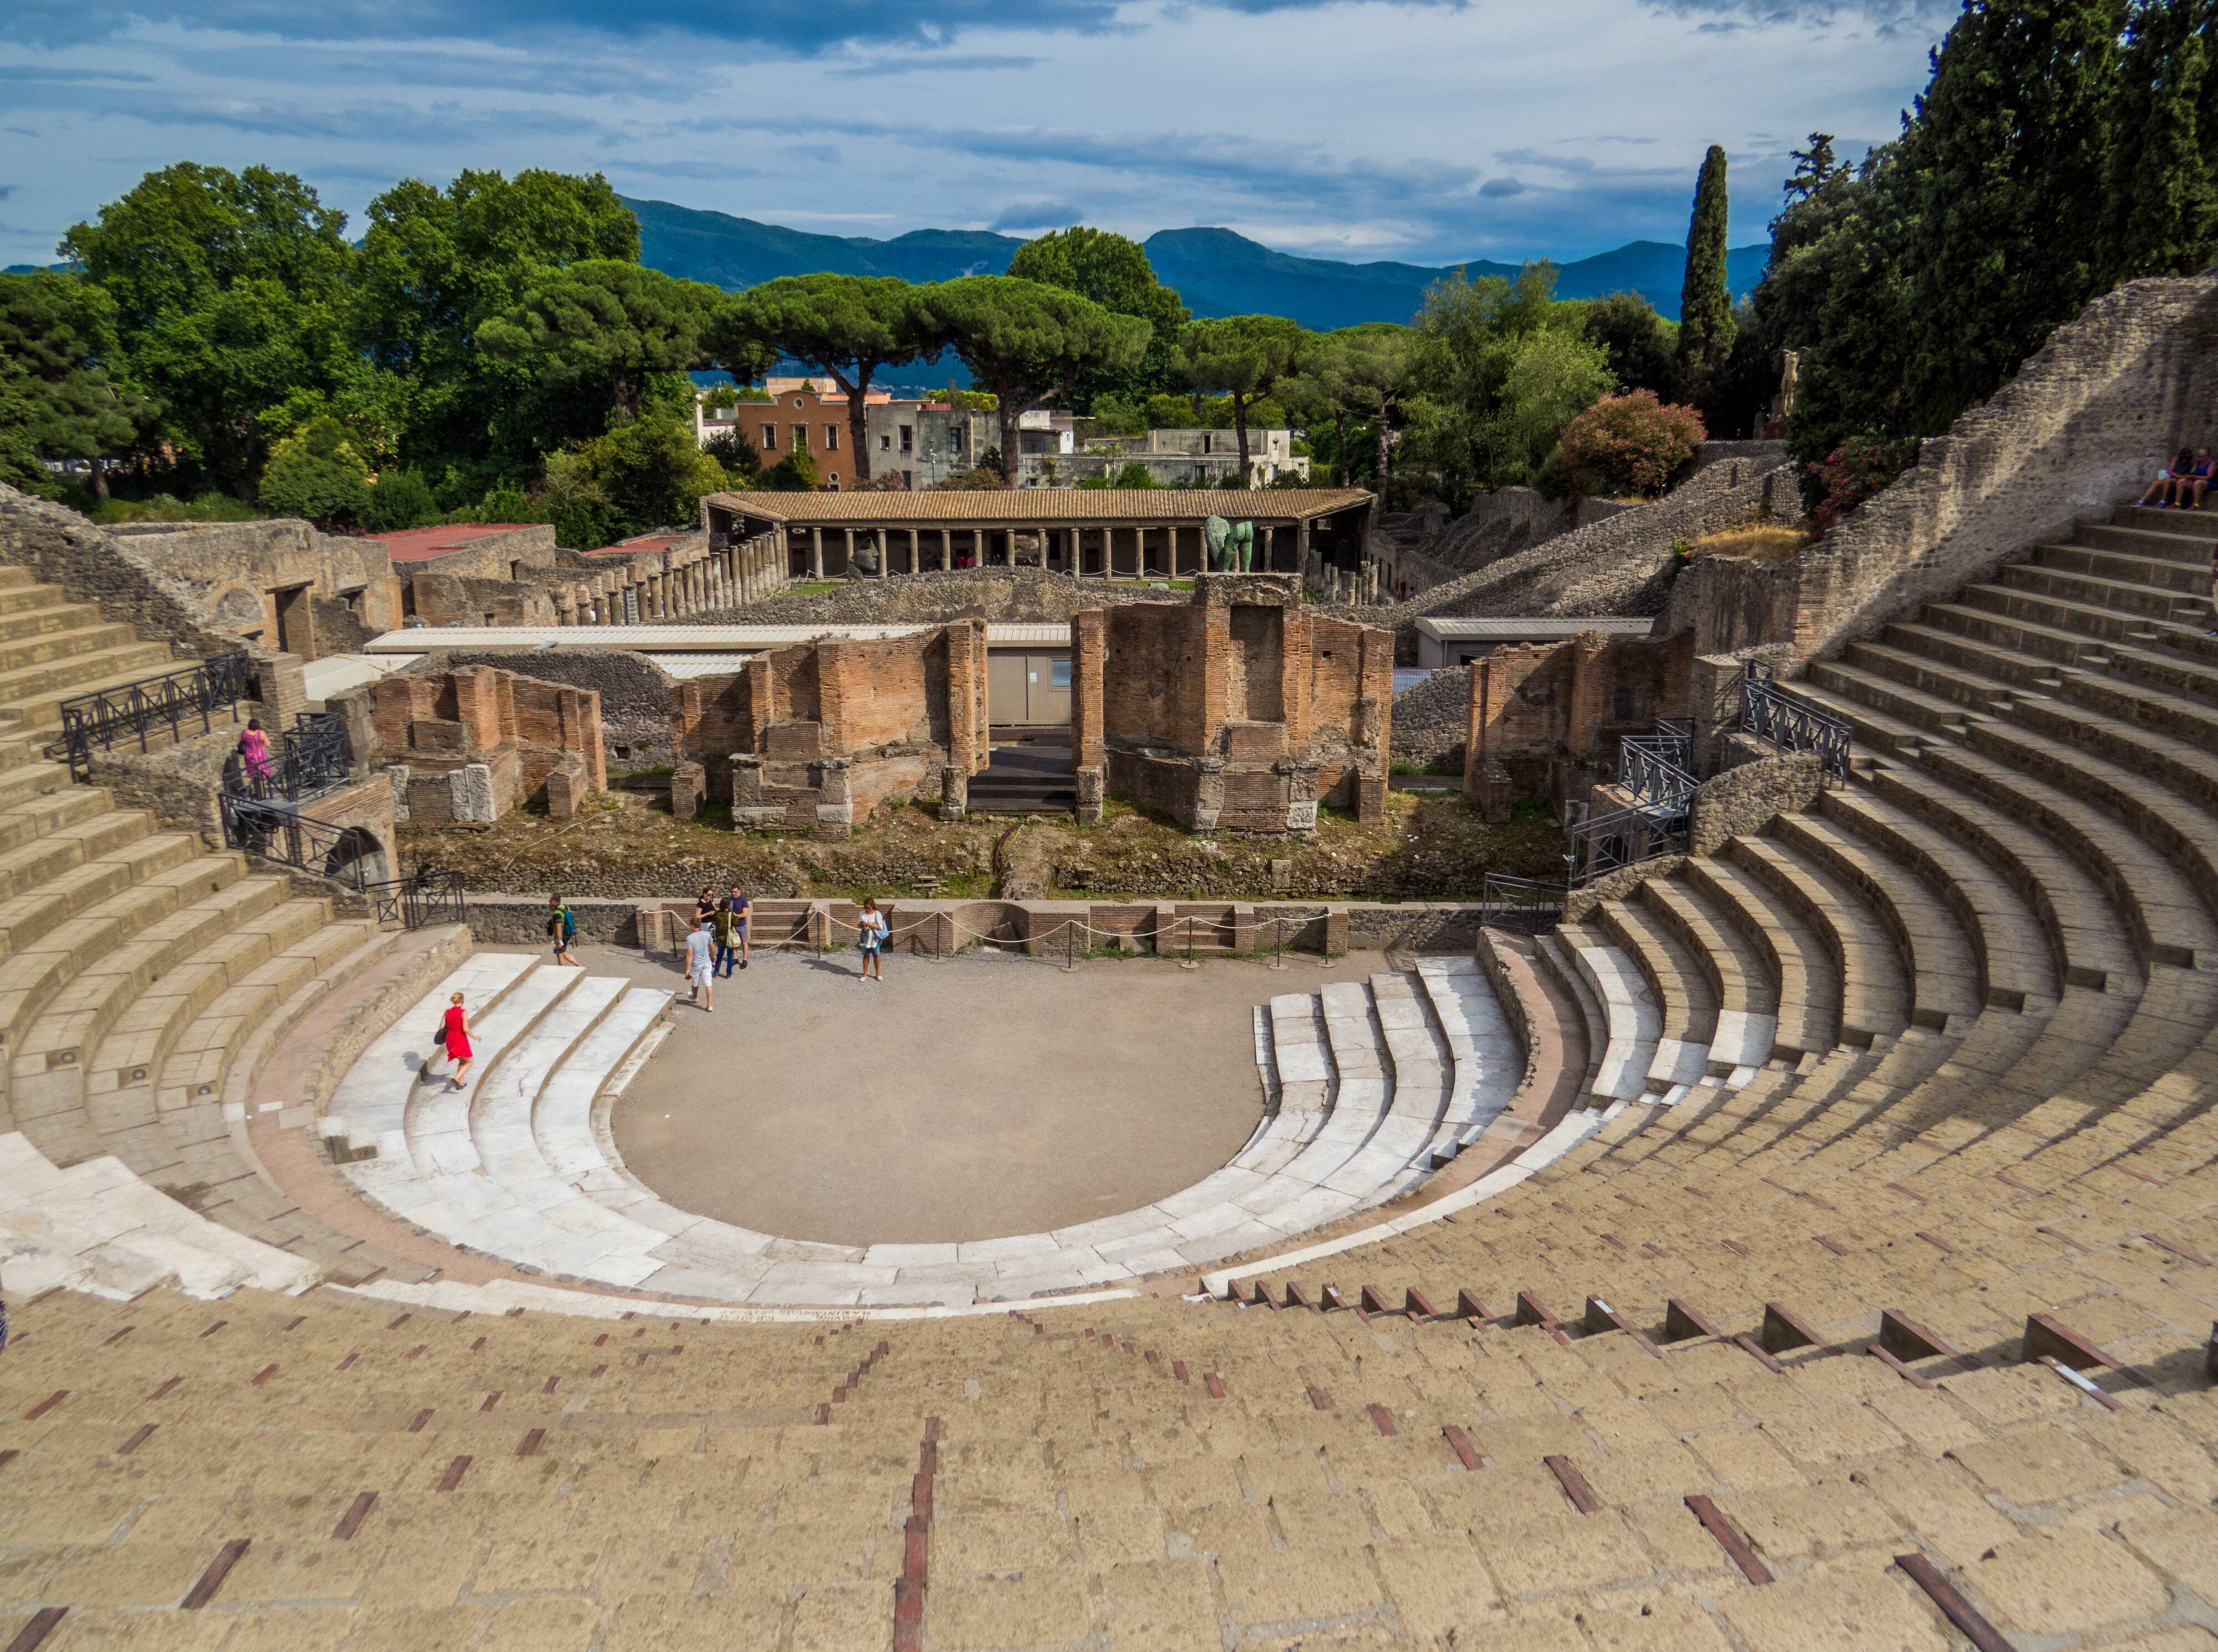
398 784 1565 902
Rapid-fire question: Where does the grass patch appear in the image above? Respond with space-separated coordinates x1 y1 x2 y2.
1682 525 1808 563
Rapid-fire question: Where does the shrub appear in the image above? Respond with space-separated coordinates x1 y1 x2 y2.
361 469 440 533
1806 433 1918 535
764 430 820 492
1557 390 1707 499
929 465 1007 491
257 418 372 526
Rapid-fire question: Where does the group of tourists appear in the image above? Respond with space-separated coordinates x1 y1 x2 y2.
678 883 753 1011
2143 447 2216 510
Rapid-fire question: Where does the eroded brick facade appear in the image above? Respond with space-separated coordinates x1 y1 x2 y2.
1072 573 1392 833
670 622 989 836
366 664 606 824
1460 629 1694 820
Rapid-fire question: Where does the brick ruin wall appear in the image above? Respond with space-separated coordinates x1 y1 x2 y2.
360 663 605 823
1076 574 1392 832
1460 629 1695 820
415 648 675 765
668 623 989 830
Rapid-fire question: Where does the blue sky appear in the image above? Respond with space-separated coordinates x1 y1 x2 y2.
0 0 1952 270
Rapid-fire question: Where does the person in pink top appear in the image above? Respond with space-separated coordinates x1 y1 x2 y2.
236 719 271 792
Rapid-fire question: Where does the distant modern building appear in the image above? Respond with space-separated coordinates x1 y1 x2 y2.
695 384 1002 491
1028 428 1309 489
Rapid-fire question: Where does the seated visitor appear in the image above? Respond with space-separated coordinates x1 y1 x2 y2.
2142 448 2195 506
2185 447 2217 509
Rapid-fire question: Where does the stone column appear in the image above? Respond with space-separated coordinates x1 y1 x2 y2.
816 757 854 838
555 588 575 626
810 528 824 581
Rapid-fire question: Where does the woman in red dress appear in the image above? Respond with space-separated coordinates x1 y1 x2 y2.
440 992 474 1092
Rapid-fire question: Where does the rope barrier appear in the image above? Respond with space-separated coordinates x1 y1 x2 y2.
674 908 1335 962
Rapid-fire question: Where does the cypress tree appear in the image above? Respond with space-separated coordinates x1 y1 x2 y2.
1676 145 1736 407
1895 0 2123 433
2108 0 2218 282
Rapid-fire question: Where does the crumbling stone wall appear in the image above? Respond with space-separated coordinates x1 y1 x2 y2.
106 517 404 654
1390 667 1471 774
1073 573 1390 833
1778 272 2218 662
682 565 1192 628
0 482 261 660
1461 629 1694 820
669 623 990 834
1687 750 1822 856
419 648 674 765
406 572 564 629
363 662 604 822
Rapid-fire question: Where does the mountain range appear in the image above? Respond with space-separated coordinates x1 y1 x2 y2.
625 195 1769 330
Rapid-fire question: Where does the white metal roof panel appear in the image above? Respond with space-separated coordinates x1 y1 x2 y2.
303 653 420 706
1414 617 1654 639
652 653 763 678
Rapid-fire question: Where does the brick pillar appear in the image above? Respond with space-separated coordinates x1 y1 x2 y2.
1071 609 1106 770
255 653 308 725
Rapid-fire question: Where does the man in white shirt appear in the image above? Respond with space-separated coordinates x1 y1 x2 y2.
684 915 716 1011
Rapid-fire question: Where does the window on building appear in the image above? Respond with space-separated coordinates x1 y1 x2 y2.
824 425 839 451
1050 659 1072 689
793 397 804 408
899 424 913 454
826 474 841 491
793 424 806 450
879 433 891 451
901 470 912 489
762 424 776 450
509 561 523 582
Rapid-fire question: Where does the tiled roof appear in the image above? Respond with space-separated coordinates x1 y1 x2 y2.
706 487 1373 526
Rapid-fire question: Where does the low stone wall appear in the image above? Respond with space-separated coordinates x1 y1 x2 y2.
1389 666 1470 773
1688 751 1822 856
458 891 1499 957
689 566 1189 627
0 482 247 660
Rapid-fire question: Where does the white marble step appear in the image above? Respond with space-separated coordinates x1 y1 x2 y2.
1231 993 1336 1177
406 963 585 1179
324 952 536 1158
536 987 674 1186
1569 941 1664 1101
472 974 630 1183
1344 972 1450 1203
1415 957 1520 1158
0 1131 318 1300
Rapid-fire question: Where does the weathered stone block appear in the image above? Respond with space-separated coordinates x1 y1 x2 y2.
448 761 498 824
941 764 968 822
670 761 706 821
765 720 825 758
545 754 587 820
1074 764 1103 826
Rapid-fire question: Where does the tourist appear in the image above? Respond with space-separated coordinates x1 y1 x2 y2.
547 893 580 967
685 914 716 1011
694 886 718 931
237 718 272 794
2144 449 2197 507
438 992 474 1092
2207 540 2218 636
713 897 739 978
2186 448 2217 510
727 882 751 970
857 896 888 982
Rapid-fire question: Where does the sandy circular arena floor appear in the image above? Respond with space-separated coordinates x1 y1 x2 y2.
585 943 1387 1247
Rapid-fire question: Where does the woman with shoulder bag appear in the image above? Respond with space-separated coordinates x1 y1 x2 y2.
434 992 473 1092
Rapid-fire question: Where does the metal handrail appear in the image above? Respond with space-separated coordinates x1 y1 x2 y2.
1742 663 1851 782
1479 871 1567 932
1571 804 1689 882
221 790 464 928
59 649 253 782
1618 738 1698 814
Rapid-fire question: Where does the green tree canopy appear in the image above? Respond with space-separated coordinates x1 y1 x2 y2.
1175 313 1308 481
1576 292 1677 399
60 162 357 495
479 260 722 422
1676 145 1737 411
1009 227 1191 406
1288 324 1420 492
705 274 940 481
351 169 641 491
0 270 153 499
915 277 1151 485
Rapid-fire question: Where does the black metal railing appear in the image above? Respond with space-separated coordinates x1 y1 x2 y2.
1570 803 1690 882
59 649 253 782
1742 662 1852 782
232 710 350 802
1617 729 1698 814
219 792 463 929
1478 871 1567 932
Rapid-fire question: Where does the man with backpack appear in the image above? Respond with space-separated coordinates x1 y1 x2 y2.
548 893 580 966
725 882 750 973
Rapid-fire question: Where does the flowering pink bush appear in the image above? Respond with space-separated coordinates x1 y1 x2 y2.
1559 391 1707 499
1806 433 1918 535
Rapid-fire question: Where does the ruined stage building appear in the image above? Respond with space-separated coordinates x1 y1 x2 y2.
702 489 1376 584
